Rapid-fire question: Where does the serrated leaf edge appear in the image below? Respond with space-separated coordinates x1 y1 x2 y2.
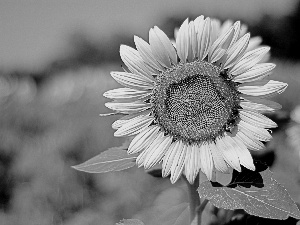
198 179 300 220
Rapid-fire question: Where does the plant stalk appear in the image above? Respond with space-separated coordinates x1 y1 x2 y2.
185 171 215 224
185 175 208 225
186 175 200 224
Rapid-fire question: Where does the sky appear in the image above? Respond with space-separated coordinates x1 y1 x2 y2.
0 0 297 72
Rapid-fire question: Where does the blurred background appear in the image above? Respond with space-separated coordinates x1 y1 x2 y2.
1 0 300 224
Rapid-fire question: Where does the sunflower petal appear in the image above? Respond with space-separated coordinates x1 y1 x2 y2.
228 134 255 170
112 110 151 129
220 20 233 35
149 26 178 68
238 80 288 98
238 120 272 141
136 133 165 167
194 15 204 32
120 45 156 80
170 141 186 183
240 95 282 112
236 130 265 151
185 144 201 184
223 33 250 69
230 47 270 75
103 88 151 100
210 18 221 44
216 136 241 172
105 101 151 114
239 24 248 37
128 126 160 154
134 36 164 71
239 109 277 128
228 21 241 49
110 71 153 90
246 36 262 52
233 63 275 83
208 142 228 173
114 115 154 137
162 141 179 177
149 28 172 68
188 21 197 61
144 135 172 169
197 17 211 60
184 145 193 183
176 19 189 63
200 143 214 180
209 26 235 63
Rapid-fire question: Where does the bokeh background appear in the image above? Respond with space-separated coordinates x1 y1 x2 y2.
1 0 300 224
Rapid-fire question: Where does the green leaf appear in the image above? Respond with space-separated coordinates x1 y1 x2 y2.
116 219 145 225
198 162 300 220
154 203 190 225
72 146 137 173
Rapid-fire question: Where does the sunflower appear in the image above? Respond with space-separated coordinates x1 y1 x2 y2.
103 15 287 184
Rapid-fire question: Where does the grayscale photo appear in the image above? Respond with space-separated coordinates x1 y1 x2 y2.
0 1 300 224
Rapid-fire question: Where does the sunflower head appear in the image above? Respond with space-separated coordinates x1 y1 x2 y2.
151 60 240 145
104 15 287 184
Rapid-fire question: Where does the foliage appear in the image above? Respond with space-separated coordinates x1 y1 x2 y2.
199 161 300 220
73 147 137 173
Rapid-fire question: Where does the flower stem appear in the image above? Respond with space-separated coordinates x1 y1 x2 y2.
186 175 200 224
197 199 209 223
185 175 208 225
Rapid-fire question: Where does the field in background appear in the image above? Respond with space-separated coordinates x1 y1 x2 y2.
0 60 300 225
1 1 300 224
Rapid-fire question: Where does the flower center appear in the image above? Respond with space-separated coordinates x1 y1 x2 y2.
151 60 240 144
